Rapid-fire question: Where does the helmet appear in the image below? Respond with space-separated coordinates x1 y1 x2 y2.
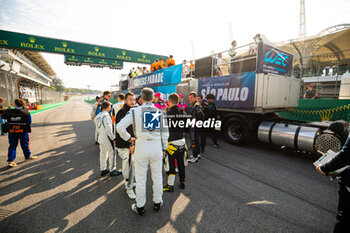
178 93 183 98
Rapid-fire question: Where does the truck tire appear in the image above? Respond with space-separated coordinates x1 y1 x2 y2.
224 117 249 146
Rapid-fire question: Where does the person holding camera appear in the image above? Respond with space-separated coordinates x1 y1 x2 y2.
316 137 350 233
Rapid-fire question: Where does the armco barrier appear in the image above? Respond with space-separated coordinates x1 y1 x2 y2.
85 98 118 104
30 98 71 115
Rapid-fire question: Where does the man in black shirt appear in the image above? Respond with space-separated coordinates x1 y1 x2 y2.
197 94 209 154
163 93 187 192
115 92 137 199
188 92 204 163
206 94 220 148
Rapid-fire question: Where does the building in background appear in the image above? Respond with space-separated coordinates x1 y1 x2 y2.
277 24 350 99
0 48 64 107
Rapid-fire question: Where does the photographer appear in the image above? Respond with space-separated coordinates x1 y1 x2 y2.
316 137 350 232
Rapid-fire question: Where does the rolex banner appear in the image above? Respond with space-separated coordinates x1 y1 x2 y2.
65 55 123 68
0 29 167 64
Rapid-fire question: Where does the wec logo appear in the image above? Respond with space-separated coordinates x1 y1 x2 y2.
264 51 289 67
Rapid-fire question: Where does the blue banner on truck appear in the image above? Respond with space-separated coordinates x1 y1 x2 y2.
128 64 182 89
198 72 256 108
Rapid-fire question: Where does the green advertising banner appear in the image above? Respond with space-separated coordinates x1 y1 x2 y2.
64 55 123 68
0 30 167 64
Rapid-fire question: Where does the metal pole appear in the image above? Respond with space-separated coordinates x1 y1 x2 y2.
316 55 320 98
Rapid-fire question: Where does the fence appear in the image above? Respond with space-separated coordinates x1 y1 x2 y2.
40 87 65 104
181 42 257 80
85 98 118 105
296 49 350 99
278 99 350 122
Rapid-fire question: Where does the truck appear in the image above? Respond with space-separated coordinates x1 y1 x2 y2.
121 41 349 154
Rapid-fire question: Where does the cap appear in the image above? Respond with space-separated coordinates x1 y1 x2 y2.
155 92 164 101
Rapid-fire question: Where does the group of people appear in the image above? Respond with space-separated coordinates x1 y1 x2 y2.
150 55 176 73
182 60 195 78
90 88 220 215
213 34 262 77
127 55 177 79
152 90 220 156
127 67 149 79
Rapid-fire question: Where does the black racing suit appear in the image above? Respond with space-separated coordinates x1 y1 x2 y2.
115 104 135 148
165 105 187 184
190 101 204 158
207 101 219 145
198 101 208 153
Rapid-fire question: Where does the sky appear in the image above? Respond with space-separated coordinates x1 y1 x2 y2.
1 0 350 90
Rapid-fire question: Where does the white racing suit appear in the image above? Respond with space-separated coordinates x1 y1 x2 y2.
117 102 169 208
96 111 116 171
91 102 99 142
117 148 135 190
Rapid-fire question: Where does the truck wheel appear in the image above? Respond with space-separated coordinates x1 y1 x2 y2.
224 118 249 146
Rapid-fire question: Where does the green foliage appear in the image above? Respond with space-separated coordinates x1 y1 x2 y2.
50 77 102 94
65 87 102 95
51 77 65 92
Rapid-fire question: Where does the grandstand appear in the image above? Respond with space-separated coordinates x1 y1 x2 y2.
277 24 350 98
0 48 64 106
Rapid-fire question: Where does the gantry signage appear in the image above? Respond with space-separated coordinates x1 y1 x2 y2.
64 55 123 68
0 30 167 64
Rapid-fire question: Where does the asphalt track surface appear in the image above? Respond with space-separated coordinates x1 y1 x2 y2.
0 97 339 233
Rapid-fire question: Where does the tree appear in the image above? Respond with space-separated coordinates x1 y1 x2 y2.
51 77 65 92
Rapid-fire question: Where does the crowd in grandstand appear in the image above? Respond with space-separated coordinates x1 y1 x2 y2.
128 55 183 79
